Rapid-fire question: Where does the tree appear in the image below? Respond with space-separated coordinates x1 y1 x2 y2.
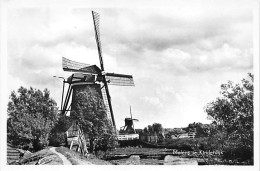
145 123 163 135
167 128 185 138
142 123 164 143
49 114 72 146
205 73 253 162
143 127 148 134
147 125 153 134
7 86 58 151
185 122 213 138
70 86 117 153
152 123 163 134
152 123 164 142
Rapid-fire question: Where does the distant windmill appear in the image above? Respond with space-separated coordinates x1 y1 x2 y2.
120 106 139 134
60 11 135 130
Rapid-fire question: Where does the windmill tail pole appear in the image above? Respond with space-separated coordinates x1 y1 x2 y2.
130 106 132 119
61 79 65 110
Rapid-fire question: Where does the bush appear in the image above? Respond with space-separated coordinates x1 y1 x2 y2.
49 132 67 147
163 137 223 151
49 115 72 146
222 141 253 163
95 150 107 160
94 132 118 152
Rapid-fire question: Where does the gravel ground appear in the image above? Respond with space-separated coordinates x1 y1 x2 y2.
49 147 72 165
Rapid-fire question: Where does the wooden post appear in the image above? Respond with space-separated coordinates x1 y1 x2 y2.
70 140 74 150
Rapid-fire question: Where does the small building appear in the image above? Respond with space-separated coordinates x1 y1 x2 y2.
118 134 139 141
169 130 196 139
178 133 189 138
66 122 89 156
188 132 196 138
170 134 179 139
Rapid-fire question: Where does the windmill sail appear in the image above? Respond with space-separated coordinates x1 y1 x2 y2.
92 11 116 128
92 11 104 70
106 73 135 86
62 57 101 75
100 83 112 121
62 57 91 72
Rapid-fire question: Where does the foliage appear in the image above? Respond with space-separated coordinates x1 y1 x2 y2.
142 123 164 143
143 123 162 135
204 73 253 162
166 128 186 138
163 138 196 151
70 86 117 153
152 123 163 134
162 136 226 151
7 86 58 151
49 115 72 146
94 130 118 151
185 122 214 138
49 132 67 147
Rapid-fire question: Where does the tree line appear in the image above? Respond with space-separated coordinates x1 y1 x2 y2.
139 73 254 163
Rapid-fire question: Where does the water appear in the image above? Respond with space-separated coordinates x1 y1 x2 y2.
110 155 198 165
164 155 198 165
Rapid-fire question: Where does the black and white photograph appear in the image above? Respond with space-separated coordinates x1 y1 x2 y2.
0 0 259 169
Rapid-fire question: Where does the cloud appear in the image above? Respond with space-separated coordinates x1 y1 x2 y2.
99 6 252 56
142 96 163 108
5 2 254 128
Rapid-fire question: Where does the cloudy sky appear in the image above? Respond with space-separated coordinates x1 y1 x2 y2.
3 0 255 129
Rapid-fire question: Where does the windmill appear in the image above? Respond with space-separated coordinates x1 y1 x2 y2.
60 11 135 131
119 106 139 134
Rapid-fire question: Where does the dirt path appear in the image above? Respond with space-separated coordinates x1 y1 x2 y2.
50 147 72 165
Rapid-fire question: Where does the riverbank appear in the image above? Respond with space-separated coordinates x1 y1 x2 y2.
106 147 251 165
110 155 199 165
10 146 252 165
106 148 199 165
